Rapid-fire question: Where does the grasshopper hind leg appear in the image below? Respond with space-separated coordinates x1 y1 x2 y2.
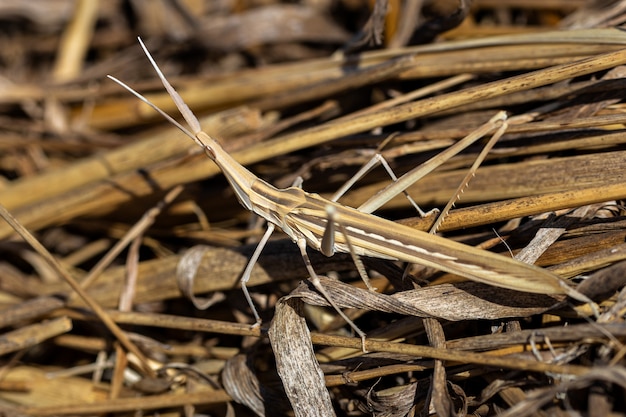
296 238 368 352
322 205 376 292
331 153 437 218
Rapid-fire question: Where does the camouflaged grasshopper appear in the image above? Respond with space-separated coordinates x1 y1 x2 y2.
109 39 587 342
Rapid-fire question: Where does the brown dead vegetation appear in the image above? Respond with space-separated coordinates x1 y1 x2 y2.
1 1 626 416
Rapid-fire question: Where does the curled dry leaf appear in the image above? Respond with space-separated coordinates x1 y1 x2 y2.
222 354 265 417
222 354 290 417
289 276 561 321
176 245 226 309
354 381 420 416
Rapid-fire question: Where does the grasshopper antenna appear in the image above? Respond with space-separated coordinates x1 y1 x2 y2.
107 38 206 149
106 74 194 140
136 37 202 135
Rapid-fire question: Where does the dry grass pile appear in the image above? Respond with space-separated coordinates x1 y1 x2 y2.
1 1 626 416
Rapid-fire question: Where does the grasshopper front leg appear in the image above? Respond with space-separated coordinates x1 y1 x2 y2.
239 223 276 327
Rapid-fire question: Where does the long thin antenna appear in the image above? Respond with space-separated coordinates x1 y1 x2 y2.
137 37 202 134
106 74 197 142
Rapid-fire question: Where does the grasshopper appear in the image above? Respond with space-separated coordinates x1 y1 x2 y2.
109 39 587 343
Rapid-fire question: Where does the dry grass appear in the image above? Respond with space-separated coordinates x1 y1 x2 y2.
1 1 626 416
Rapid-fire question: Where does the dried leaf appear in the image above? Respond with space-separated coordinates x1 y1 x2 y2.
222 352 294 417
268 297 335 417
177 245 226 309
289 276 560 321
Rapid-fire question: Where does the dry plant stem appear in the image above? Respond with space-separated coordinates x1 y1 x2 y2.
345 73 474 119
119 235 142 311
550 242 626 280
3 48 626 242
424 317 453 416
516 206 591 265
84 28 626 130
310 333 591 377
63 238 112 267
0 123 195 212
0 380 28 392
91 309 589 377
19 390 232 416
368 28 626 62
104 310 264 338
0 317 72 356
446 322 626 351
0 106 251 214
495 113 626 134
77 185 183 291
391 113 626 151
110 343 127 400
252 54 417 110
324 364 429 387
0 296 65 327
439 182 626 232
247 47 626 172
52 0 99 81
0 30 620 119
0 203 155 377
